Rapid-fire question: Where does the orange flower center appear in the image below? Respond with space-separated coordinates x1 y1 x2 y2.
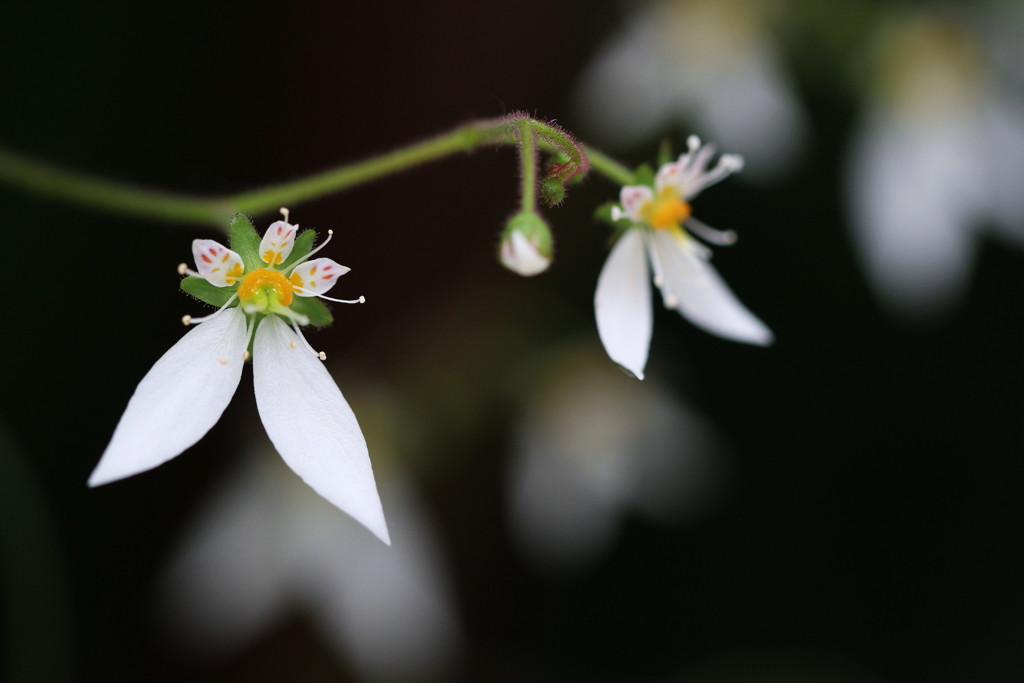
238 268 294 306
646 191 691 229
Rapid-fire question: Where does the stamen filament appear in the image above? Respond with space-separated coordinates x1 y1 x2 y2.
290 321 327 361
285 229 334 274
294 287 365 304
177 263 201 278
183 293 238 325
686 216 737 246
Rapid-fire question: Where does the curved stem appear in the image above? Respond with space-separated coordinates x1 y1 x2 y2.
0 117 633 228
583 146 636 186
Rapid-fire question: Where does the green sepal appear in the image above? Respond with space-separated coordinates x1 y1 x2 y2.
634 163 656 188
657 139 674 167
279 229 316 270
290 296 333 327
180 276 236 308
228 213 262 271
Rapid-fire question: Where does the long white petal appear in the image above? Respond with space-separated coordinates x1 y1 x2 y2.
252 316 389 544
89 307 247 487
651 230 773 346
594 229 653 379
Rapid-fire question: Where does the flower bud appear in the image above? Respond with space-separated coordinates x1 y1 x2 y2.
540 177 566 206
499 211 553 277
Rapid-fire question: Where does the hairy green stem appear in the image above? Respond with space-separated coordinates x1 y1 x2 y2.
0 117 633 228
517 118 538 213
583 146 636 186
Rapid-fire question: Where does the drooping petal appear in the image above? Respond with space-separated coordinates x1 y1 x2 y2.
650 229 773 346
252 315 389 544
289 258 351 297
594 228 653 379
89 307 248 487
618 185 654 223
259 221 298 266
192 239 245 287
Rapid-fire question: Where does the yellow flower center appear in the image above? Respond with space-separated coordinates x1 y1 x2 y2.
645 190 691 229
238 268 294 306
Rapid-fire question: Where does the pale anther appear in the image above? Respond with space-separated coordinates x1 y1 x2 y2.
318 351 327 361
181 315 192 326
280 207 290 221
177 263 188 275
242 350 250 361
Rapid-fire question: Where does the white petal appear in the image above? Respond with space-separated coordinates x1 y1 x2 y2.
846 108 982 316
619 185 654 223
89 307 247 487
500 230 550 277
651 230 773 346
594 229 653 379
259 220 298 266
252 316 389 544
192 239 244 287
290 258 350 297
158 451 290 653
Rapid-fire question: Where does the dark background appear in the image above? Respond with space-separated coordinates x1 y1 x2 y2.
3 1 1024 681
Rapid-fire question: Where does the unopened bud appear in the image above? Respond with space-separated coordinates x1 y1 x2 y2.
540 177 566 206
499 211 553 277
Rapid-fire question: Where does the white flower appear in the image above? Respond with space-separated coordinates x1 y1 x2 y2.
498 210 553 277
507 344 726 571
595 136 772 379
89 216 389 544
846 13 1024 317
160 450 461 682
573 0 806 178
499 229 550 277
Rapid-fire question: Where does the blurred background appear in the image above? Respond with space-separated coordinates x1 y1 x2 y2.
3 0 1024 681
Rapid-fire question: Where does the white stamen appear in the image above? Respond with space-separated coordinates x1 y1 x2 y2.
686 216 738 246
643 232 670 293
289 321 325 360
280 207 290 222
181 315 192 326
294 286 365 304
677 135 701 168
178 263 201 278
289 341 297 349
688 153 744 196
242 317 258 359
285 229 335 274
184 293 239 325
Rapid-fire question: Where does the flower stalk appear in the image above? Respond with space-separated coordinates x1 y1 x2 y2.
0 115 620 228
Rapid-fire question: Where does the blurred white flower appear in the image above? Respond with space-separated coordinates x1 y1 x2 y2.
846 12 1024 317
160 450 461 683
595 136 772 379
507 344 727 572
574 0 806 178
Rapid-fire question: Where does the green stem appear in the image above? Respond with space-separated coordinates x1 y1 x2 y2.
517 118 537 213
228 120 512 215
0 117 635 228
0 147 230 225
583 146 636 186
